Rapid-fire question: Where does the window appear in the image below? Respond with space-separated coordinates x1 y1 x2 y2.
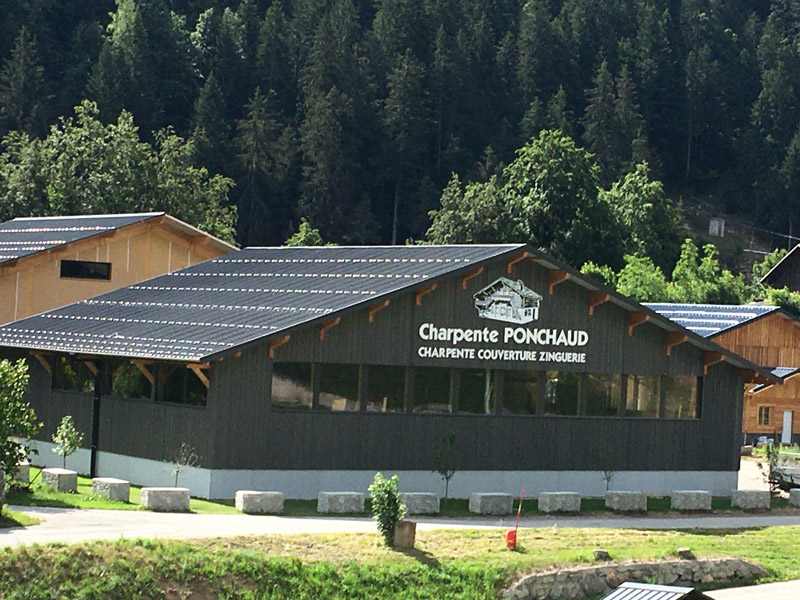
545 371 580 415
625 375 661 417
157 364 207 406
109 361 153 400
271 362 313 409
319 364 359 411
503 370 540 415
366 365 405 412
60 260 111 280
585 373 622 416
52 357 94 392
459 368 496 414
415 367 452 413
663 375 698 419
758 406 771 426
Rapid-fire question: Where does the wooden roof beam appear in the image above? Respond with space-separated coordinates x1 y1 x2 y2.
187 364 210 389
460 266 484 289
415 283 437 306
132 359 155 385
368 299 390 323
84 361 98 376
506 252 531 273
703 351 724 375
268 335 290 358
666 332 688 356
588 291 610 316
627 311 649 336
31 351 51 374
548 269 570 295
319 317 341 341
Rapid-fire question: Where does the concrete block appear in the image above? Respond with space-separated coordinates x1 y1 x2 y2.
469 493 513 515
140 487 190 512
235 490 284 514
670 490 712 511
401 492 439 515
317 492 365 514
790 489 800 508
538 492 581 513
41 468 77 493
605 491 647 512
394 520 416 549
92 477 130 503
14 463 29 484
731 489 770 510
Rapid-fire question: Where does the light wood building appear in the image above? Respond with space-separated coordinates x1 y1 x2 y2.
0 213 236 325
647 303 800 444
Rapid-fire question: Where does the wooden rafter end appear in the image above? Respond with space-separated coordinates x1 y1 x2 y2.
268 335 290 358
368 300 390 323
415 283 437 306
505 252 531 274
188 364 210 389
319 317 342 341
548 269 570 295
461 266 484 289
587 291 610 316
703 351 724 375
665 332 688 356
627 311 650 336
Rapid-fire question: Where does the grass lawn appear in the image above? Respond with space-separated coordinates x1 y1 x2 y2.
0 507 39 528
0 525 799 599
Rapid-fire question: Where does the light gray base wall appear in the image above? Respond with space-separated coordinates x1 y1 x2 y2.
23 440 738 500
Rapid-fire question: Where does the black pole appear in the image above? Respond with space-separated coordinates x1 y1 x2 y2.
90 362 103 477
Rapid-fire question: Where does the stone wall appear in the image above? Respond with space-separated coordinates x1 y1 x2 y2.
503 558 767 600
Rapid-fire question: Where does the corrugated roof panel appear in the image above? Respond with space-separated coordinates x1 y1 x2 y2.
0 213 163 264
600 582 709 600
0 244 525 362
644 303 779 337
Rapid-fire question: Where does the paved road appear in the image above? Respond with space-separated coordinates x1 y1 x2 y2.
707 579 800 599
4 505 800 548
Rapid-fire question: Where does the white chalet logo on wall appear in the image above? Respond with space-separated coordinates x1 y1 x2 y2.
473 277 542 325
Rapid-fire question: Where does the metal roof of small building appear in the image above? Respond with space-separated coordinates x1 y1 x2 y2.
0 244 524 362
0 213 164 264
601 582 712 600
749 366 800 394
644 303 780 338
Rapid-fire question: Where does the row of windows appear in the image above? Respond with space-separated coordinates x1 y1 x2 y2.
52 357 207 406
271 363 701 419
60 260 111 280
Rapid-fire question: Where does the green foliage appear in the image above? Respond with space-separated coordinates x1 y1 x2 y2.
616 255 669 302
580 262 618 288
753 248 787 281
368 472 407 547
51 415 84 470
285 218 331 247
668 240 749 304
765 287 800 318
0 359 40 479
432 432 458 500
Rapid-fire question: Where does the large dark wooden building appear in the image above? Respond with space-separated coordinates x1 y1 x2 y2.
0 245 777 499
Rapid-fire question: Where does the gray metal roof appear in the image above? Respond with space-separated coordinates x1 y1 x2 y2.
644 303 780 338
601 582 712 600
0 245 524 362
750 367 800 394
0 213 164 264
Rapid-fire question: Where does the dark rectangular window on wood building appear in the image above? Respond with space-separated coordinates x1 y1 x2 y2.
585 373 622 416
366 365 405 412
157 364 207 406
545 371 580 415
663 375 698 419
758 406 771 426
625 375 661 417
319 363 359 411
459 368 496 414
109 361 153 400
272 362 313 409
415 367 452 413
502 370 541 415
60 260 112 280
52 357 94 392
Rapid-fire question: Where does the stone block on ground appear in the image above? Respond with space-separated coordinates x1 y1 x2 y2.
14 463 29 484
317 492 365 514
731 489 770 510
605 491 647 512
469 493 513 515
401 492 439 515
670 490 712 511
789 489 800 507
140 487 190 512
394 520 416 549
41 468 77 493
92 477 130 503
538 492 581 513
235 490 284 514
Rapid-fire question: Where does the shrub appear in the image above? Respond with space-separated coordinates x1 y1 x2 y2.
52 415 83 469
368 472 406 547
0 359 40 479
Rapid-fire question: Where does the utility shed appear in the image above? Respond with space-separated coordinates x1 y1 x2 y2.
601 582 713 600
647 303 800 444
0 213 236 325
0 245 777 499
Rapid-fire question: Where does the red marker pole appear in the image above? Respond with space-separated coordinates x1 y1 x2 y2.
505 487 525 549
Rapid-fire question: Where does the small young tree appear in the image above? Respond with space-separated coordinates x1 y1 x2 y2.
433 432 457 500
0 359 41 479
171 442 199 487
52 415 83 469
368 472 407 547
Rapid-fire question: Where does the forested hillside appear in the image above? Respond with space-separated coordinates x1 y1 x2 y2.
0 0 798 254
